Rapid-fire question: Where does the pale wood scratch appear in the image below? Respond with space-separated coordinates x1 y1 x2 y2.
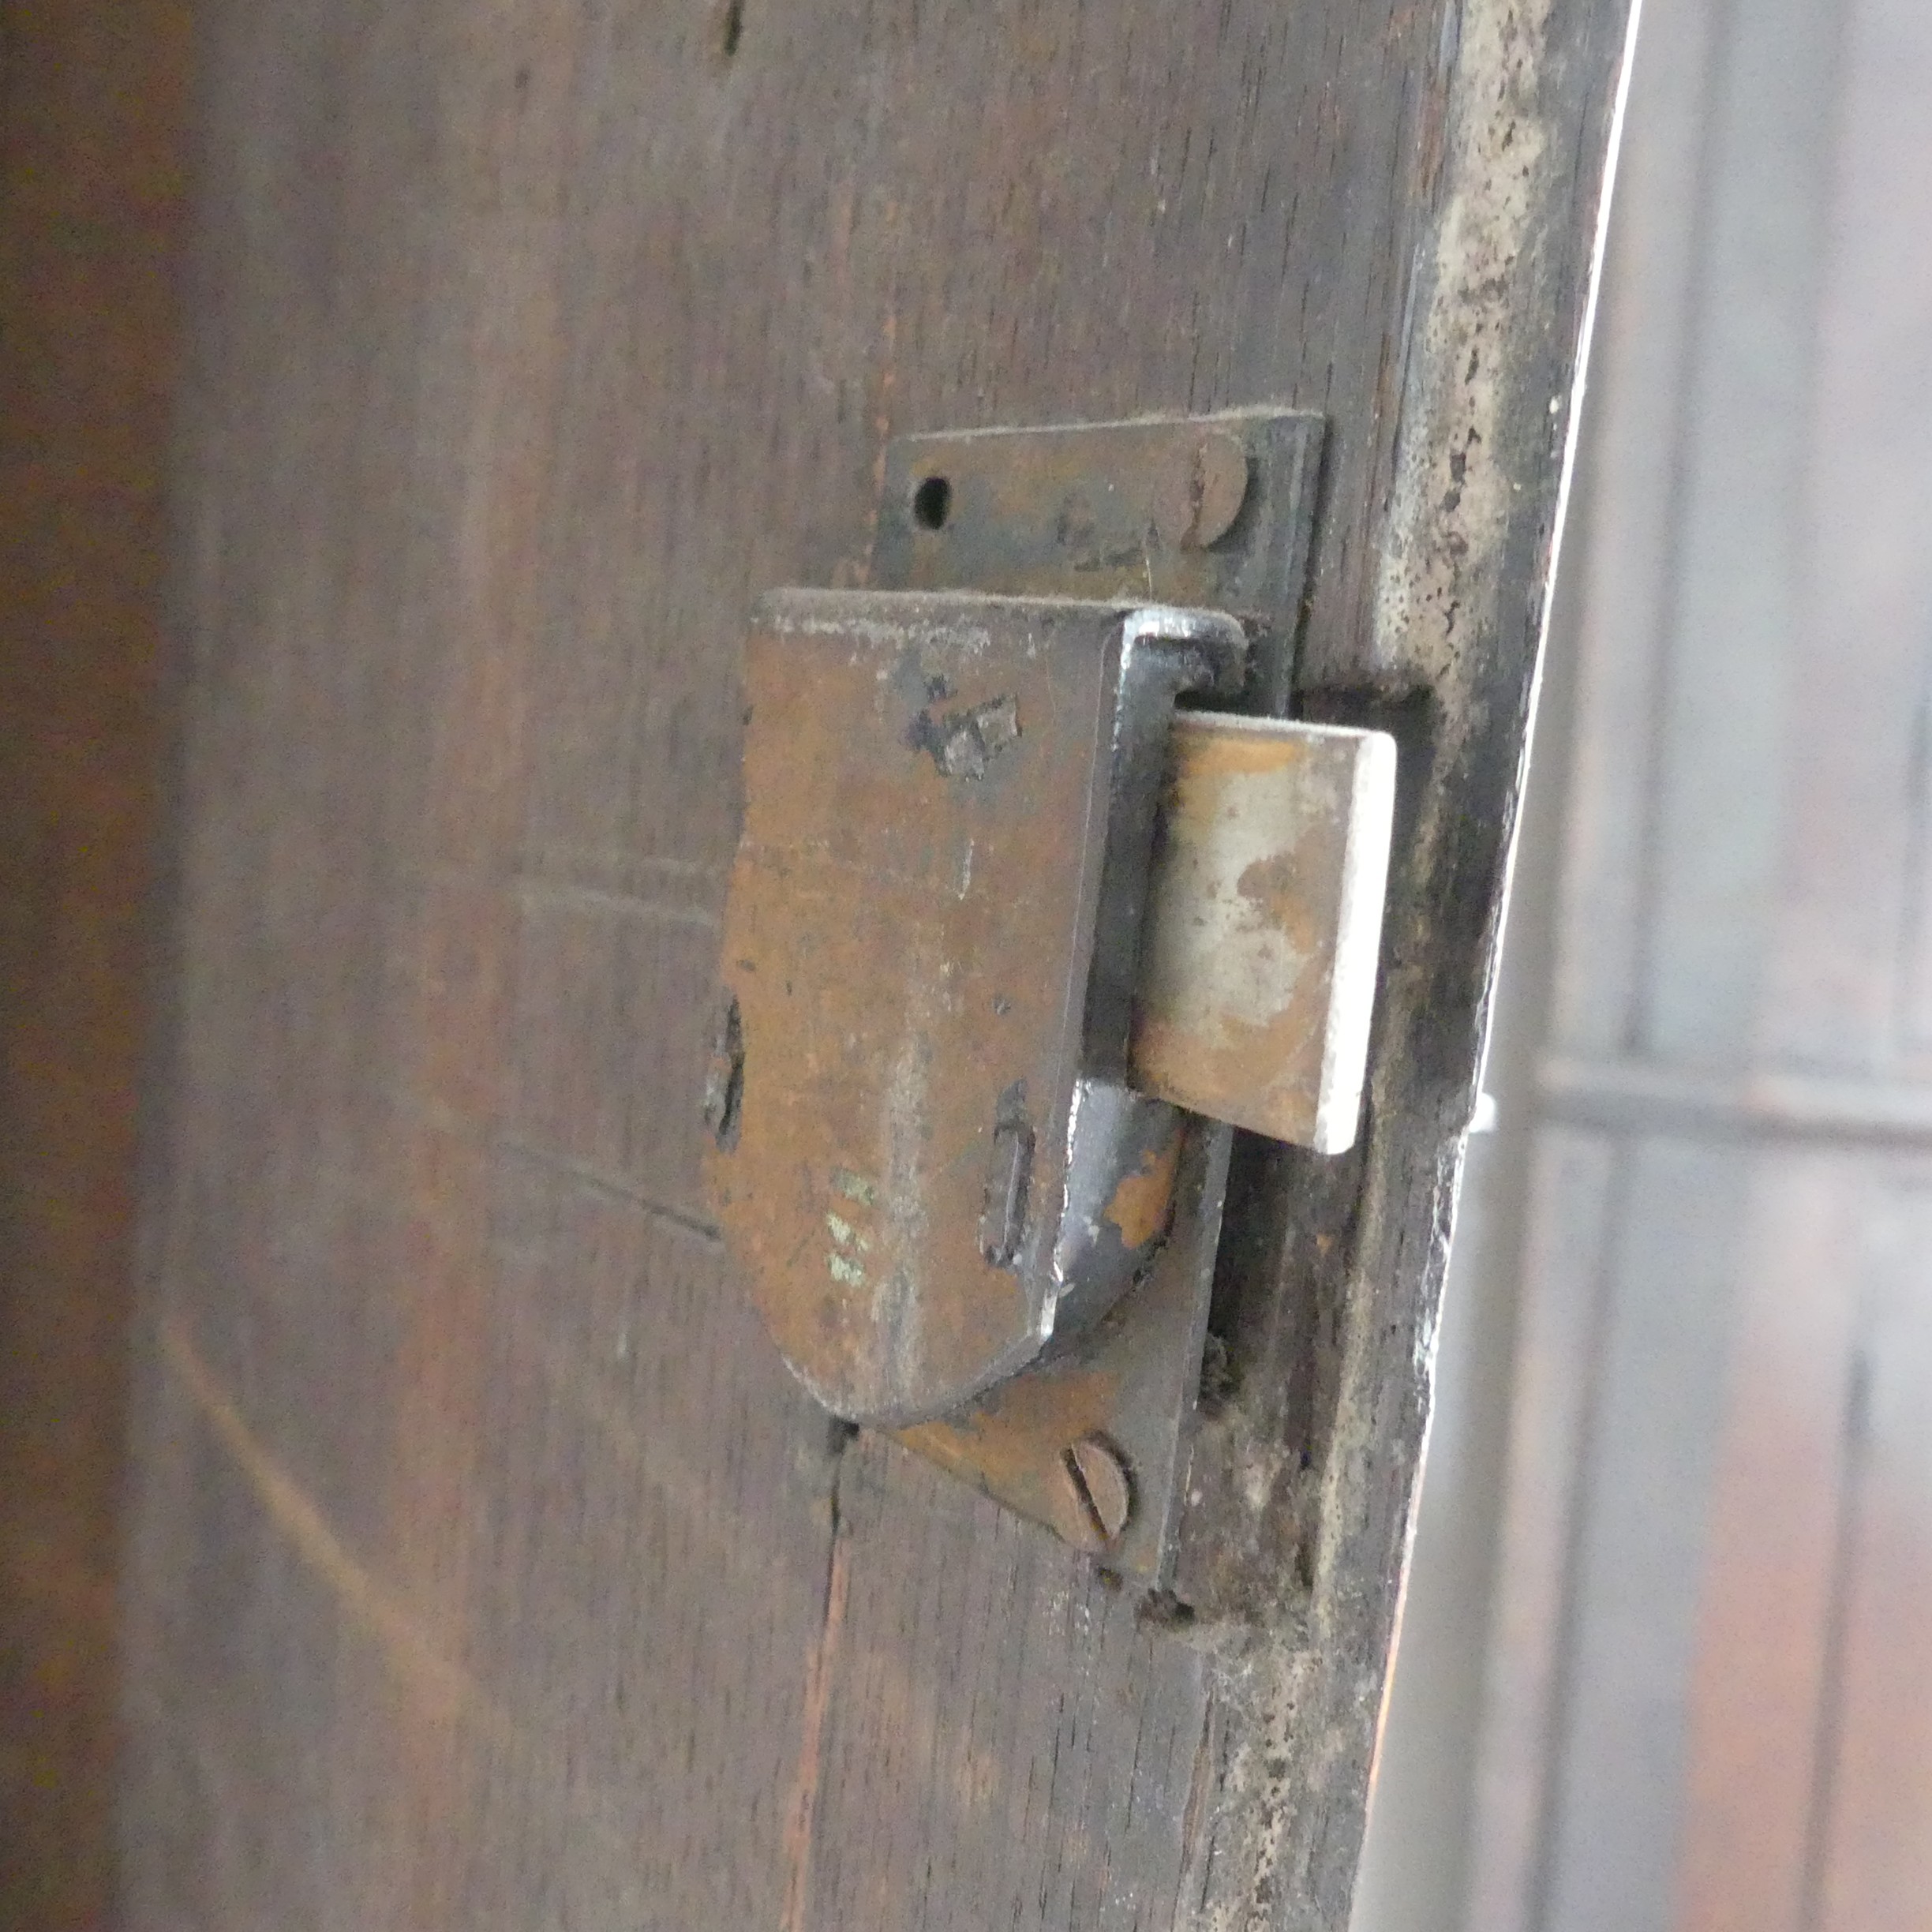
157 1316 755 1889
157 1316 518 1751
781 1484 852 1932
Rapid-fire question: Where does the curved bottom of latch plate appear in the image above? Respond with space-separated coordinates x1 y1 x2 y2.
895 1119 1233 1584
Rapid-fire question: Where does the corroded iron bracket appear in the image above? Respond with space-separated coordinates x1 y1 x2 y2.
708 411 1395 1585
875 409 1324 713
708 591 1247 1434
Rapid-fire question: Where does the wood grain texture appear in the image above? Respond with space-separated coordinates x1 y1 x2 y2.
125 0 1632 1926
0 1 190 1923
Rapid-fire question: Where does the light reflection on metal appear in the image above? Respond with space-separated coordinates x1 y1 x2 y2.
1132 713 1395 1154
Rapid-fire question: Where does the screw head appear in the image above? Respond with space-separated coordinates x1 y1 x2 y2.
1057 1432 1133 1552
1151 430 1250 550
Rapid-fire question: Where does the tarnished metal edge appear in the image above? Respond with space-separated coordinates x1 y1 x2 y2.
874 409 1325 714
896 1118 1234 1586
855 417 1328 1574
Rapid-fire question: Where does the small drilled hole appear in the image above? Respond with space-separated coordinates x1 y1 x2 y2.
912 474 953 530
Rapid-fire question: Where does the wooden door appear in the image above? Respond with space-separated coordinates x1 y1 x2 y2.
123 2 1634 1926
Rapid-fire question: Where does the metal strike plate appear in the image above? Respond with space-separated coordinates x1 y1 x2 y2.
707 412 1395 1584
875 409 1324 714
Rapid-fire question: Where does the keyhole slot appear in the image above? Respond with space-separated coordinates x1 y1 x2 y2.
912 474 953 530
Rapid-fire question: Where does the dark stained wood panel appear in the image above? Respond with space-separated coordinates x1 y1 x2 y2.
0 0 190 1923
801 1438 1215 1932
125 0 1634 1926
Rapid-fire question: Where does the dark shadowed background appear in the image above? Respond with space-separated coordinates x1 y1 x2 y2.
2 4 189 1924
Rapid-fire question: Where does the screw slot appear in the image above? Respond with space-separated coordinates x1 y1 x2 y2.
1058 1434 1133 1550
912 474 953 531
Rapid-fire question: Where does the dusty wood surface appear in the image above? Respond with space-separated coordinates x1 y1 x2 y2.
0 2 189 1924
1468 0 1932 1925
125 1 1632 1926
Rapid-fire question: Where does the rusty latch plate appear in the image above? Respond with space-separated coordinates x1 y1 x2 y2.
706 590 1246 1430
706 413 1395 1585
897 1120 1231 1579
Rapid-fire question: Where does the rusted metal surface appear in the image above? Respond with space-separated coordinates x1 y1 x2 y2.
1132 713 1397 1153
1063 1436 1133 1546
1151 427 1252 552
874 410 1324 714
713 420 1383 1570
706 589 1243 1427
879 702 1395 1572
897 1121 1233 1582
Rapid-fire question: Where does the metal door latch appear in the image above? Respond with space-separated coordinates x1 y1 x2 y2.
704 412 1395 1582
